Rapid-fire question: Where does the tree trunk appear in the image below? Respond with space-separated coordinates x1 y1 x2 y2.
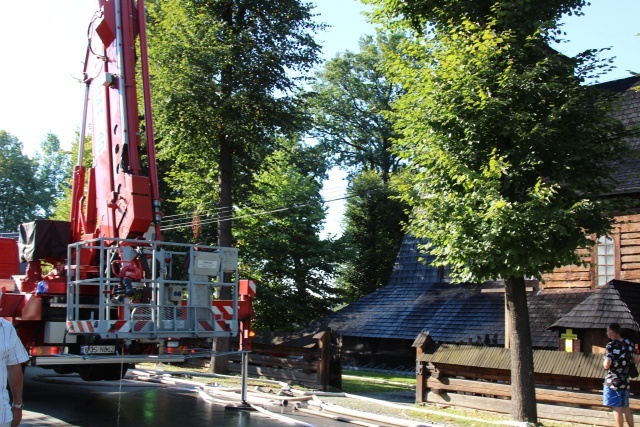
504 276 537 423
210 133 233 374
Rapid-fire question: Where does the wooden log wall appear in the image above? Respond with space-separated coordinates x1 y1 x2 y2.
424 391 640 426
540 213 640 289
616 214 640 282
228 353 318 385
540 248 592 289
426 376 640 410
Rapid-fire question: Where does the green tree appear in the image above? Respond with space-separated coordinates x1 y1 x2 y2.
338 170 406 301
35 133 72 218
147 0 323 245
366 0 629 422
0 131 41 231
310 32 407 299
310 32 403 182
146 0 323 371
235 141 338 330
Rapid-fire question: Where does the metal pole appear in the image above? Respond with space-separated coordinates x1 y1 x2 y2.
78 82 90 166
241 351 248 404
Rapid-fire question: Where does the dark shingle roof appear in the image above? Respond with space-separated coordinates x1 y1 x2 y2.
309 236 589 348
528 291 591 348
597 76 640 195
308 280 505 343
549 280 640 331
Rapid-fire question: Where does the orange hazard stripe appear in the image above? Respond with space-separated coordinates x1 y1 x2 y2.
216 320 231 331
133 321 149 331
68 321 93 333
199 320 214 331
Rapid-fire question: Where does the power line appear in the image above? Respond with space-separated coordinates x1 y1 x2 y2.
160 183 350 225
159 194 353 232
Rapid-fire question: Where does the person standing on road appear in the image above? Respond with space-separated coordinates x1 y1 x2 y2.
0 289 30 427
603 322 639 427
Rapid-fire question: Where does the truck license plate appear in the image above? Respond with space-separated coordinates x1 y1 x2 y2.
81 345 116 355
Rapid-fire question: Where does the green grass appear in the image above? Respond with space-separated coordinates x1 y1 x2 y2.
339 369 415 393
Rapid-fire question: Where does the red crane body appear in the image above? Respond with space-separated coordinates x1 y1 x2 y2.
73 0 160 243
0 0 254 380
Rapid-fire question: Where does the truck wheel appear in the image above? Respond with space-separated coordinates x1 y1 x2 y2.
53 365 77 375
78 364 129 381
104 363 129 380
77 364 103 381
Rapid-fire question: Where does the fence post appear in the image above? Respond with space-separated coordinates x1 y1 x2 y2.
328 330 342 390
315 329 329 390
413 331 432 403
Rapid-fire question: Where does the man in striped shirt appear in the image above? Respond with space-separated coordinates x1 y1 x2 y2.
0 289 29 427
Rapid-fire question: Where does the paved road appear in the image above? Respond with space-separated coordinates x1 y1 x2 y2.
19 367 371 427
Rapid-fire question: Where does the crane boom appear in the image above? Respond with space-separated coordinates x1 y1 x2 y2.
76 0 161 241
0 0 255 381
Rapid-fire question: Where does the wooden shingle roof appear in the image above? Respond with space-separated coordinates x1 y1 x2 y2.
421 344 603 379
308 236 589 348
598 76 640 195
528 291 591 347
549 280 640 331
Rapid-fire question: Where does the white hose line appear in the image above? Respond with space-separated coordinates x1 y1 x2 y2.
133 367 288 387
249 403 317 427
198 389 316 426
304 391 346 397
132 369 313 406
197 389 243 406
201 388 282 406
295 406 383 427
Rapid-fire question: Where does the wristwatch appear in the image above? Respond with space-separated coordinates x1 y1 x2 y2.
11 403 24 410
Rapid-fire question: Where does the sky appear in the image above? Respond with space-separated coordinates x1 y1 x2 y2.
0 0 638 237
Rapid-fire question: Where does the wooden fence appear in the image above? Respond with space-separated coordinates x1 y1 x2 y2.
414 332 640 426
229 328 342 390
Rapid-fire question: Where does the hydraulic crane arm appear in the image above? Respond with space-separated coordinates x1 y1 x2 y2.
73 0 161 242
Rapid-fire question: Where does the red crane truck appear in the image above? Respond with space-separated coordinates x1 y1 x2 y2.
0 0 254 381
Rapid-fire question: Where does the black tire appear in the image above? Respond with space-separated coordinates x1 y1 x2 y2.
77 364 104 381
104 363 129 381
53 365 77 375
78 363 129 381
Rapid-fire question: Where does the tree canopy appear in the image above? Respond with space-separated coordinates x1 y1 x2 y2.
0 131 72 231
235 140 339 330
310 33 408 300
364 0 628 422
370 0 627 283
146 0 326 372
35 133 72 219
0 131 41 231
147 0 323 246
310 32 404 182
